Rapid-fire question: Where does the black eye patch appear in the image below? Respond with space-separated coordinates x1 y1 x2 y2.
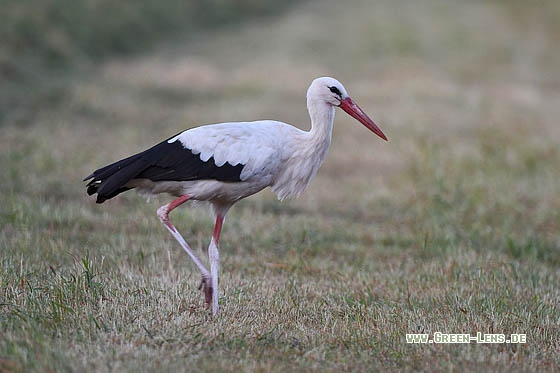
329 86 342 96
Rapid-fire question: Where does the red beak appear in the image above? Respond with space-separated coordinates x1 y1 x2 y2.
339 97 387 141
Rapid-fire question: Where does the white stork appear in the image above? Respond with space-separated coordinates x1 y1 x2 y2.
84 77 387 315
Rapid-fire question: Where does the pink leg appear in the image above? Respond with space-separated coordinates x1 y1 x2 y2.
213 215 224 244
157 195 211 305
207 215 224 316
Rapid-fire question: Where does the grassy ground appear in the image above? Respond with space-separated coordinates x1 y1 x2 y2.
1 0 559 371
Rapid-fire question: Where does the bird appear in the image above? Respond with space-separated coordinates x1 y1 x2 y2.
84 76 387 316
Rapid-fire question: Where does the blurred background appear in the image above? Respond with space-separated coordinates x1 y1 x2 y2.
2 0 558 249
1 0 559 369
1 0 297 123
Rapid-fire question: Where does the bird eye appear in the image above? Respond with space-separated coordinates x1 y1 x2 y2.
329 86 341 96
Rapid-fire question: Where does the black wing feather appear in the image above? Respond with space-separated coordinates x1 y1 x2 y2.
84 137 244 203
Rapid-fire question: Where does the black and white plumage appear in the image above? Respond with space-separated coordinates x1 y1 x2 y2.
84 77 387 315
85 135 244 203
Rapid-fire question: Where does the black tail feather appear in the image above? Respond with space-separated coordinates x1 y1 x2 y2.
84 153 149 203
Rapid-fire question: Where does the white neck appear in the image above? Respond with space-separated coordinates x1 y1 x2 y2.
270 98 336 200
307 97 335 146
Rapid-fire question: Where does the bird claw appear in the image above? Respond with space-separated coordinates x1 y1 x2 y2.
198 275 213 307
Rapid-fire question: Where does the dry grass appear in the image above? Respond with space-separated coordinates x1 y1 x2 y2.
1 0 559 371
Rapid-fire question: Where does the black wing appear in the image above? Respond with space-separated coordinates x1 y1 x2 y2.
84 137 244 203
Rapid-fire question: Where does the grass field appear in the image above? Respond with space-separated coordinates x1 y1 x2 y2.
1 0 559 370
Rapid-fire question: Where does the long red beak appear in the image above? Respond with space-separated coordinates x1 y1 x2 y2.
339 97 387 141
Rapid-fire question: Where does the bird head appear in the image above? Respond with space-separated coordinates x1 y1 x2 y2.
307 77 387 141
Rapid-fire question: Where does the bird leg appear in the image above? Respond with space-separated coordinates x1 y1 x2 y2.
157 195 212 307
207 215 224 316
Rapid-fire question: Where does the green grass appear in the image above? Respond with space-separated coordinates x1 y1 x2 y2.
1 0 559 370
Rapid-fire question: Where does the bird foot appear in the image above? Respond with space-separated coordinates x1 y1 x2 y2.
198 274 213 307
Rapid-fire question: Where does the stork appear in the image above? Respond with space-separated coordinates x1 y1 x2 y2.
84 77 387 315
